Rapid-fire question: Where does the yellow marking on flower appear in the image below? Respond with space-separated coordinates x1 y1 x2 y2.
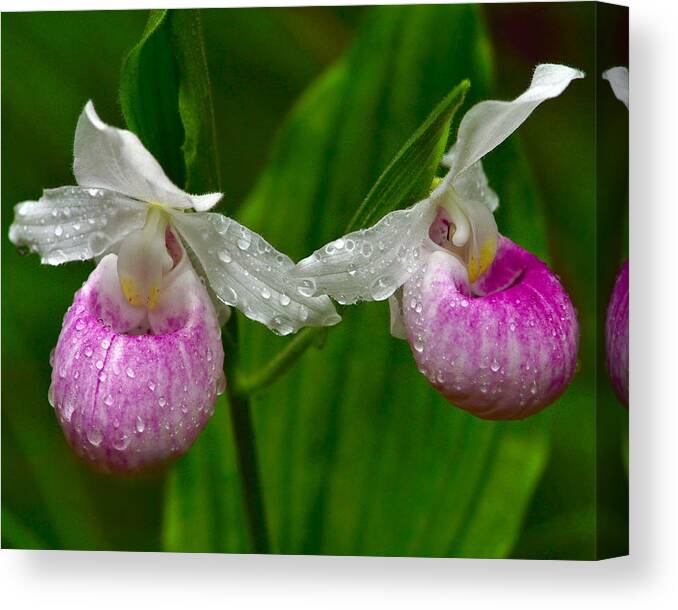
467 236 497 283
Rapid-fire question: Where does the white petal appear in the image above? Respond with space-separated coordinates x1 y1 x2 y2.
289 197 438 304
448 160 498 213
388 292 408 340
9 187 147 265
170 212 340 335
190 192 224 212
446 64 584 177
603 67 629 109
73 101 223 211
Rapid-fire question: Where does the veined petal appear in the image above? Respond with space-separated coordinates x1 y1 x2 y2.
170 212 340 335
9 187 147 265
290 197 439 304
603 67 629 109
49 252 224 473
73 101 223 211
446 64 584 177
403 237 579 420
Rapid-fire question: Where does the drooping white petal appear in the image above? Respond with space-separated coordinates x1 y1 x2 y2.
290 197 438 304
446 64 585 177
603 67 629 109
170 212 341 335
388 292 408 340
73 101 223 211
9 187 147 265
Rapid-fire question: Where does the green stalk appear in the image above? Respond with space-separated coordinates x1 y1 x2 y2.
223 317 270 553
233 327 325 398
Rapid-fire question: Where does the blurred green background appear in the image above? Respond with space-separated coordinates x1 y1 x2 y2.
2 3 628 558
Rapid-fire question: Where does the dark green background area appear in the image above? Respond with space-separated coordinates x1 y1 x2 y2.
1 3 628 558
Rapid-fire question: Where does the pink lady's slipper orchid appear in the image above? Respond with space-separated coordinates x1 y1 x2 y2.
9 102 339 472
603 66 629 407
290 65 583 419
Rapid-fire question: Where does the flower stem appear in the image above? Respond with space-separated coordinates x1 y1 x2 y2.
224 316 270 554
233 327 325 398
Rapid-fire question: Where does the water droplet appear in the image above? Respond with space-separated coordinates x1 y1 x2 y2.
103 394 114 406
297 278 316 298
125 367 135 378
413 338 425 353
461 299 469 308
370 276 395 300
218 249 232 263
47 384 56 408
54 225 63 237
98 371 107 382
113 431 130 451
101 338 110 349
75 318 85 331
158 396 166 408
87 428 102 447
490 359 501 372
95 360 104 370
271 317 294 335
237 234 251 250
148 380 156 392
334 238 345 250
63 401 75 422
510 323 517 332
260 287 271 299
279 293 291 306
88 232 109 255
135 416 145 433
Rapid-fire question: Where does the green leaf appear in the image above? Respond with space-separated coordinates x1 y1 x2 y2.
119 10 185 185
167 4 549 557
347 79 469 232
119 9 221 193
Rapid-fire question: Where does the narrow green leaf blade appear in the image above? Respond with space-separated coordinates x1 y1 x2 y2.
119 9 221 193
119 9 185 185
347 79 469 231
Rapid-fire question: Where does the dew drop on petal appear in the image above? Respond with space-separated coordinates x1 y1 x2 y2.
218 249 232 264
75 319 86 331
103 394 114 406
87 428 103 447
237 234 251 251
279 293 291 306
135 416 145 433
54 225 63 237
113 431 130 451
370 276 396 300
158 396 166 408
125 367 135 378
490 359 501 373
297 279 316 298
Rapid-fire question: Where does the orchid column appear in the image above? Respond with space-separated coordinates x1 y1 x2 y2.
290 64 584 419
